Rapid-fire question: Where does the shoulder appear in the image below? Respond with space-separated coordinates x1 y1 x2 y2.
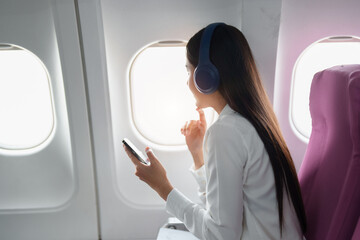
207 110 256 146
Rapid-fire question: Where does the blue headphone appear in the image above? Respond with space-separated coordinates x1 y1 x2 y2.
194 22 225 94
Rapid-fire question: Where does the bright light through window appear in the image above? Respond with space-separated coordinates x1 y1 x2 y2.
0 44 54 150
130 41 217 146
291 36 360 141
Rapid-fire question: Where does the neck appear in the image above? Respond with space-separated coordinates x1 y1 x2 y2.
211 92 227 114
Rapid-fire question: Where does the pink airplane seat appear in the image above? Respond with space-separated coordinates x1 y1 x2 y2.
298 64 360 240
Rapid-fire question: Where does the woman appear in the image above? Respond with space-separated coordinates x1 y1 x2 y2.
124 23 306 239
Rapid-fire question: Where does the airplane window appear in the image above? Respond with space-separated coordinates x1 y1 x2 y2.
129 41 217 146
0 44 54 150
290 36 360 142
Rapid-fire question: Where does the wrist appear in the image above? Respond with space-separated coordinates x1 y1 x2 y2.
191 151 204 170
158 182 174 201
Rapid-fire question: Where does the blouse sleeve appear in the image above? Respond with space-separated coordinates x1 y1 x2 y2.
166 123 247 240
189 164 206 206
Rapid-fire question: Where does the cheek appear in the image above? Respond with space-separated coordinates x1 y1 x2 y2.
188 75 196 92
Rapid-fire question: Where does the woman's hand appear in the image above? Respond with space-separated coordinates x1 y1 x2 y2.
123 145 173 201
181 108 207 169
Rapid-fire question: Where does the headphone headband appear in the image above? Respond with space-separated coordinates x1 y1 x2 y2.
198 22 225 65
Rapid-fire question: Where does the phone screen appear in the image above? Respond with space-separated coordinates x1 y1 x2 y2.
122 138 148 165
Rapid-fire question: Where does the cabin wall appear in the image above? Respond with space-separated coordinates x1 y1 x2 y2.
0 0 99 239
242 0 282 103
80 0 244 239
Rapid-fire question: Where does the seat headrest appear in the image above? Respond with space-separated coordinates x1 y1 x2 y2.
309 64 360 145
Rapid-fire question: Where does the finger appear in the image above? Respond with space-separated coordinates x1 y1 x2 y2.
181 123 186 135
184 121 189 135
135 167 140 177
135 167 145 181
145 147 158 165
186 121 195 135
123 144 141 167
188 120 197 132
196 108 206 124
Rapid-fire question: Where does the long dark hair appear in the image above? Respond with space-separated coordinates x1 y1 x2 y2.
187 24 307 234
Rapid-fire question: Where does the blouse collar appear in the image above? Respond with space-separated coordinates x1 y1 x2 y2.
218 104 234 118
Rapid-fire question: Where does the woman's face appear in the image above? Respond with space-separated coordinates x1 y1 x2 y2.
186 58 226 113
186 59 208 108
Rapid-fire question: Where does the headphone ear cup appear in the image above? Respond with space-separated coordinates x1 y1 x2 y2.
194 22 224 94
194 63 220 94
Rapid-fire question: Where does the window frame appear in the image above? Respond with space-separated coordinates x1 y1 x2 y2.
0 43 56 152
289 36 360 142
127 40 217 147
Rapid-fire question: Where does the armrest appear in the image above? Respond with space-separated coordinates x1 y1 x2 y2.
162 217 188 232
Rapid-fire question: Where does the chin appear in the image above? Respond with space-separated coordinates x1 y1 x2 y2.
196 103 207 109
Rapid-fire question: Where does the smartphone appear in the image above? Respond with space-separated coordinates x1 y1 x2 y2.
122 138 149 165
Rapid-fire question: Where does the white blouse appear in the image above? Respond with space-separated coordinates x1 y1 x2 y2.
166 105 303 240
